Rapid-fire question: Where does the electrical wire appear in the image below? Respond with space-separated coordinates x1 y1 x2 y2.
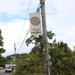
17 28 30 53
16 0 32 50
17 0 45 53
46 13 56 15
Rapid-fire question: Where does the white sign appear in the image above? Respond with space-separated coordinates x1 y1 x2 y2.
29 13 42 36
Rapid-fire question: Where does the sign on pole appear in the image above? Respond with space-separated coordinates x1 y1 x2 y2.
29 13 42 36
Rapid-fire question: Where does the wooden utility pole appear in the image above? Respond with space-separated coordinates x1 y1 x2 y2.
40 0 50 75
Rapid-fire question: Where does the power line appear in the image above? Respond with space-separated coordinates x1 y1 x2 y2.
46 13 56 15
16 0 41 53
16 0 32 49
17 28 30 53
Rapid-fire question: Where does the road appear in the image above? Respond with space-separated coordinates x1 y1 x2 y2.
0 69 10 75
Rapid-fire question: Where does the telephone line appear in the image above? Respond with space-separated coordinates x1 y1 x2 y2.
17 28 30 53
17 0 41 53
17 0 32 49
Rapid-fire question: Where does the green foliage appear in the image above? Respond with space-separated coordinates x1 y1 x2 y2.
0 30 6 66
0 48 5 54
6 54 20 64
25 31 55 46
0 55 6 65
0 30 3 47
13 31 75 75
49 41 75 75
0 30 5 54
25 31 55 54
15 53 46 75
11 70 16 75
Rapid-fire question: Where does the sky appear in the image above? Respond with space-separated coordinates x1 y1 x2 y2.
0 0 75 57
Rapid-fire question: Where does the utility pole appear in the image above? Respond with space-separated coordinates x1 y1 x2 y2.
14 43 16 60
40 0 50 75
11 56 13 65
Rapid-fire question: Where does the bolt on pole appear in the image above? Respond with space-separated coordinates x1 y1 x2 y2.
40 0 50 75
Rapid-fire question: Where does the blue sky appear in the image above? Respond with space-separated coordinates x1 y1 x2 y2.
0 0 75 56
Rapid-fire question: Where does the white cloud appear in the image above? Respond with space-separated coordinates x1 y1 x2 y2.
0 19 30 56
0 0 39 17
46 0 75 50
0 0 27 15
0 0 75 56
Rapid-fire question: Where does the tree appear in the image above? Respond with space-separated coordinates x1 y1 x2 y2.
49 41 75 75
25 31 55 54
0 30 6 66
0 55 6 65
25 31 75 75
0 30 5 54
14 31 75 75
15 53 46 75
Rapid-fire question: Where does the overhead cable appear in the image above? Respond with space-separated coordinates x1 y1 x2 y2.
17 28 30 53
16 0 32 49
